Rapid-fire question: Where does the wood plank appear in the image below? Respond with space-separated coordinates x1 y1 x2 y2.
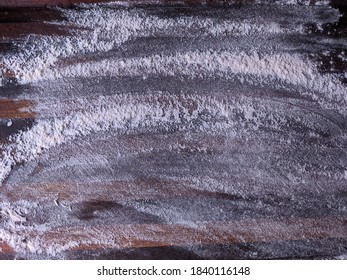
0 23 71 38
0 0 115 7
1 0 345 8
0 1 346 260
21 217 347 252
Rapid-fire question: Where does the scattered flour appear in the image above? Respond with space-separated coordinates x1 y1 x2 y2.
0 2 340 86
111 0 331 5
45 50 347 112
5 1 343 186
0 94 230 183
0 200 73 256
0 1 346 258
0 6 286 86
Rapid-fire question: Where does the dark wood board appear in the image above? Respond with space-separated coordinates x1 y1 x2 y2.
0 1 346 259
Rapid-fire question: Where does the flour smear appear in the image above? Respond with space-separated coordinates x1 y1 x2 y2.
0 1 347 258
0 1 345 182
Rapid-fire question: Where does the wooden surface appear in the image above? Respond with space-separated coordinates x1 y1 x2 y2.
0 1 347 260
2 0 347 7
0 0 116 7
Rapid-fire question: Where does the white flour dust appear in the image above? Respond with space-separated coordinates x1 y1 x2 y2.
0 94 230 183
0 1 340 86
0 1 343 186
48 50 347 111
0 5 285 86
0 1 346 258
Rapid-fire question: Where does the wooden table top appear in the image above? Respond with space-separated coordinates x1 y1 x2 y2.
0 1 346 260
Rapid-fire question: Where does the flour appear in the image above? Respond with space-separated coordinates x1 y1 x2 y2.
0 94 230 183
2 3 343 184
0 200 69 256
0 1 346 259
111 0 332 5
0 2 340 86
45 50 347 114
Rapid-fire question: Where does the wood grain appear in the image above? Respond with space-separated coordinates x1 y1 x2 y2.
0 242 14 254
0 0 115 7
12 217 347 253
0 1 346 260
1 0 346 8
0 99 35 119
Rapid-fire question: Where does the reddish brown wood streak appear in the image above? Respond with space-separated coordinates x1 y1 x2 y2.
0 99 35 119
0 242 14 254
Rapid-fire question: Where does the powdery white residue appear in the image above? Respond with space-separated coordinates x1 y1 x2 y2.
0 200 48 256
1 5 289 86
111 0 331 6
274 0 330 5
0 199 122 256
259 0 330 5
64 5 284 37
1 219 106 256
0 200 68 256
0 94 230 183
0 2 345 258
0 201 28 223
47 50 347 114
335 254 347 260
